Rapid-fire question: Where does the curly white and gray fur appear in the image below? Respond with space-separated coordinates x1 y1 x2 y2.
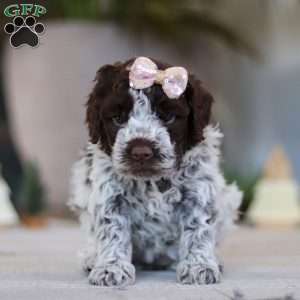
69 89 242 287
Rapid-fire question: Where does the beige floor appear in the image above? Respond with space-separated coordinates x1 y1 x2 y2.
0 221 299 300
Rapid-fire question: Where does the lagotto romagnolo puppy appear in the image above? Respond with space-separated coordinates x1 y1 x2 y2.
69 57 242 287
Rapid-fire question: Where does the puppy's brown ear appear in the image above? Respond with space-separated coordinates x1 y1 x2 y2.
86 64 118 147
186 75 213 147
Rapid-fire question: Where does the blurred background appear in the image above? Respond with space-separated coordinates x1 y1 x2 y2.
0 0 300 223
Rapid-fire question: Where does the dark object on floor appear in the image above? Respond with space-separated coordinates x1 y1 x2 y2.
231 290 295 300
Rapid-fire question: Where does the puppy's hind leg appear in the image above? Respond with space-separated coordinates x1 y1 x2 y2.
76 212 97 273
69 151 97 273
215 183 242 244
79 236 97 273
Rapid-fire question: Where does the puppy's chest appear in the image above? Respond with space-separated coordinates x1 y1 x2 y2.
125 179 182 234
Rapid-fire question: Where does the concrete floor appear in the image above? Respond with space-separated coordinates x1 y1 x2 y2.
0 221 299 300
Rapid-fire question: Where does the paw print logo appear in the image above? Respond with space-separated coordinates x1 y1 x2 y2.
4 16 45 48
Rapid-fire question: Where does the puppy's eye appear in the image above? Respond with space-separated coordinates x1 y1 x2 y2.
112 113 128 126
160 113 176 125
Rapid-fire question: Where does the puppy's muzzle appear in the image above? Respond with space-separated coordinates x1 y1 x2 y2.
130 144 153 161
125 138 160 176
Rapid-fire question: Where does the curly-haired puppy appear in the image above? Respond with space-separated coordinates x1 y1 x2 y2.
69 57 242 287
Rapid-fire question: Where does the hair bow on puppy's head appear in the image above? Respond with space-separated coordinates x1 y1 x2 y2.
129 57 188 99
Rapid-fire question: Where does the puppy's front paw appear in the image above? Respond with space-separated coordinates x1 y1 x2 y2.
88 261 135 287
176 260 220 285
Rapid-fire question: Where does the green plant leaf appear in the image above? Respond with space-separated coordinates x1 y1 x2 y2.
17 161 46 216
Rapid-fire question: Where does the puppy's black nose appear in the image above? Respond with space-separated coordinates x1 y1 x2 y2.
131 145 154 161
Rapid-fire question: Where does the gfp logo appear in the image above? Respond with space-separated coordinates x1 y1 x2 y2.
3 4 47 48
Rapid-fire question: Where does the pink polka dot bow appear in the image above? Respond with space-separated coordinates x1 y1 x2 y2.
129 57 188 99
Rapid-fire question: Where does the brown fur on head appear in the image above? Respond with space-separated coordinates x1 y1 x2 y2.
86 58 213 174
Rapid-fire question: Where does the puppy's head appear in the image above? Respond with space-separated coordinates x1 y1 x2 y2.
86 58 213 178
